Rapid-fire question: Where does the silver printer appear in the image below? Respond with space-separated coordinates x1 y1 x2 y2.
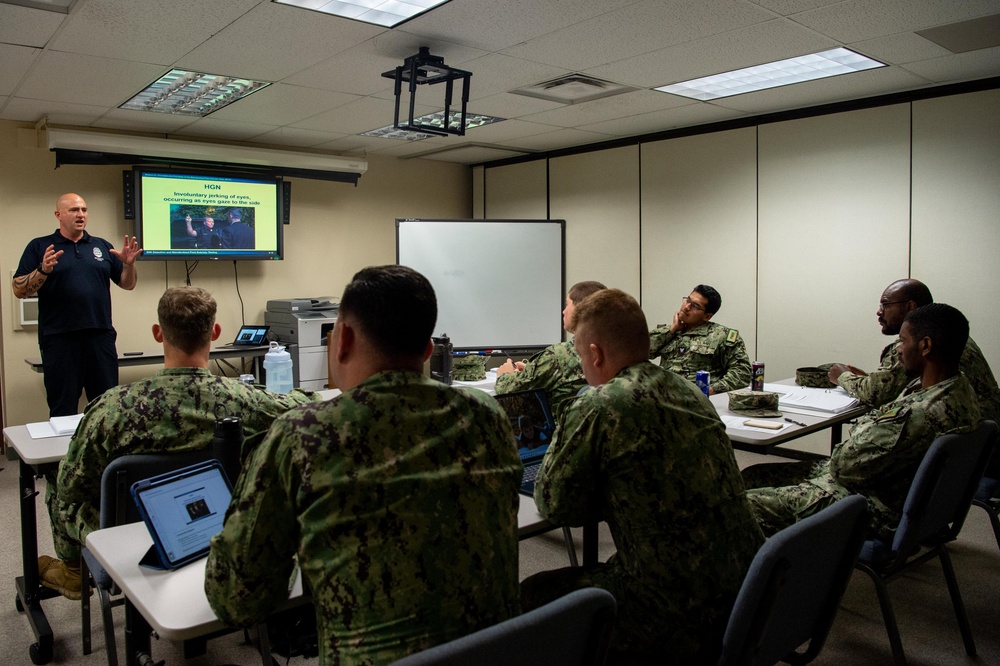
265 298 338 390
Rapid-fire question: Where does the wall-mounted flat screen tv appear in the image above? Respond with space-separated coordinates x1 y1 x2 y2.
134 167 283 261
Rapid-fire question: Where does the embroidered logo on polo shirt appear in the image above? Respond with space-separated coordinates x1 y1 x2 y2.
93 247 104 262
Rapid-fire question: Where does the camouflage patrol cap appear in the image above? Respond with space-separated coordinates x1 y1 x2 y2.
452 355 487 381
795 363 836 388
728 388 782 418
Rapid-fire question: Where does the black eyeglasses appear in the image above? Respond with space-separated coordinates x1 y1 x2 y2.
877 300 908 312
682 296 706 312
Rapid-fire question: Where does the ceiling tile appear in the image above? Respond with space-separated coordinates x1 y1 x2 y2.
47 0 259 65
519 89 689 128
578 102 748 136
248 126 352 148
791 0 1000 43
852 32 953 65
0 3 66 48
900 46 1000 83
14 51 168 107
500 127 617 152
291 96 438 135
285 32 484 96
172 117 281 141
0 44 40 96
0 97 108 126
503 0 777 71
208 83 360 125
176 1 384 82
398 0 640 53
589 18 835 89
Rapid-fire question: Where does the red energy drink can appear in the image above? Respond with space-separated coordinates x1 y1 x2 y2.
752 362 765 391
695 370 710 396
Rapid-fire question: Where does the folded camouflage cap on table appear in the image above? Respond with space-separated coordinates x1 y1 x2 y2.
728 388 782 418
452 355 487 381
795 363 836 388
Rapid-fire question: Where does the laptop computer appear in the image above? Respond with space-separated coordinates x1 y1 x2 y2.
228 324 269 347
131 460 233 570
493 390 557 496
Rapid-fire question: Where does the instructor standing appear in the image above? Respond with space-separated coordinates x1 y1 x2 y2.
12 193 141 416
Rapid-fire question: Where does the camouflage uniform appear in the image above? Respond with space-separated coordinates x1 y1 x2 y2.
837 336 1000 422
49 368 316 560
205 370 522 666
747 374 982 540
648 321 752 393
529 362 764 663
494 340 586 421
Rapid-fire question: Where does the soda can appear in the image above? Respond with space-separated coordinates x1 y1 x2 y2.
238 373 256 385
695 370 711 396
751 362 765 391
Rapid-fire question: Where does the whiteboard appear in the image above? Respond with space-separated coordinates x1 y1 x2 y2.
396 219 565 351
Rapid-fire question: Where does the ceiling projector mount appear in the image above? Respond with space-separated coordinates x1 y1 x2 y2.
382 47 472 137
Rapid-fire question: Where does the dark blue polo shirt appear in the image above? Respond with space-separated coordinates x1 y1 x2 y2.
16 230 124 336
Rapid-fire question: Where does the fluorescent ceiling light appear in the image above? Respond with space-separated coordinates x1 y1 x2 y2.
119 70 270 117
273 0 451 28
362 111 504 141
655 48 886 101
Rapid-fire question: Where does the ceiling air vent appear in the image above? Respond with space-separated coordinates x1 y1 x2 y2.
512 74 636 105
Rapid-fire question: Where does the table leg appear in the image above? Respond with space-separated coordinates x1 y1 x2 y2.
582 521 599 567
124 598 154 666
16 458 55 664
831 422 843 452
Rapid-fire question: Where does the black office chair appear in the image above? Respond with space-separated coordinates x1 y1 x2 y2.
80 449 219 665
80 418 244 665
718 495 870 666
854 420 998 665
389 587 617 666
971 472 1000 552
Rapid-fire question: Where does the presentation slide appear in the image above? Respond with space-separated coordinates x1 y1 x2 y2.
139 171 279 255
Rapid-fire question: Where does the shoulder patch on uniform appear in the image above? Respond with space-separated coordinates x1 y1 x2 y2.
875 405 907 422
727 329 740 343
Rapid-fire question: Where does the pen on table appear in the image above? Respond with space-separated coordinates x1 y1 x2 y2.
784 417 807 427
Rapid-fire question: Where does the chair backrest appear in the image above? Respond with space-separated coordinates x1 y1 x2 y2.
389 587 617 666
718 495 870 666
99 449 219 529
889 420 999 561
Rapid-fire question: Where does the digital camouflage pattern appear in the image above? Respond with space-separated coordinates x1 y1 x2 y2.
648 321 752 393
836 336 1000 423
205 370 522 666
728 389 782 417
49 368 316 560
494 340 587 421
534 362 764 662
747 374 982 539
795 364 836 388
451 354 486 381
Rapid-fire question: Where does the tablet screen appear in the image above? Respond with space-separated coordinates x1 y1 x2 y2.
233 325 269 346
132 462 232 569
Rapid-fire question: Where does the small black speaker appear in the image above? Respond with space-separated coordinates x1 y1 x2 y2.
122 170 136 220
282 180 292 225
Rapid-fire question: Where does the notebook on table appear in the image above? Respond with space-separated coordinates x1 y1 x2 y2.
130 460 233 570
493 390 557 496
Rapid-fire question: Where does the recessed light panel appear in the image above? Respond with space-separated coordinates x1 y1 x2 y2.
655 48 886 101
119 70 270 116
273 0 451 28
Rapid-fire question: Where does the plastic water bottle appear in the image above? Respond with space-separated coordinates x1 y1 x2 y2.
264 341 294 394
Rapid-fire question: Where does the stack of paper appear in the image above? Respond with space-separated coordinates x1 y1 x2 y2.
762 383 860 415
25 413 84 439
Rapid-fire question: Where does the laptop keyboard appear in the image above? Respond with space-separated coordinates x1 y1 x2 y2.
522 462 541 484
